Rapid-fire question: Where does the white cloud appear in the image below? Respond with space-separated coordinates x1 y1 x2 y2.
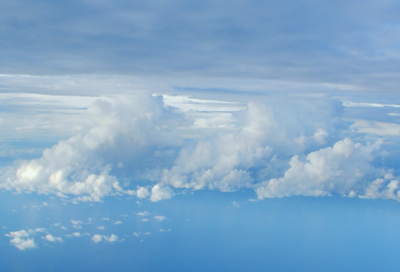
0 93 397 203
150 184 174 202
360 173 400 200
133 232 151 237
72 232 81 237
5 229 43 250
256 138 383 199
0 94 183 202
92 234 118 243
115 221 122 225
136 211 149 216
92 234 103 243
9 237 36 250
136 187 150 199
314 128 328 144
159 229 171 232
34 228 46 232
350 120 400 136
71 220 82 229
154 216 166 221
44 234 63 243
104 234 118 242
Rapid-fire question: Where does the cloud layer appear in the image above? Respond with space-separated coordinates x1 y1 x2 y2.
0 93 398 202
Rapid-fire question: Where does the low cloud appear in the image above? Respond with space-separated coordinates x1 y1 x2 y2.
92 234 118 243
0 94 397 202
5 229 45 250
43 234 63 243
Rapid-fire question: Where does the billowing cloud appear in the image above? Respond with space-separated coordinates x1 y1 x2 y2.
256 138 383 199
0 93 397 203
0 94 184 202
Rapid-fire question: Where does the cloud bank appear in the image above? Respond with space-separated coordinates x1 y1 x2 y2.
0 93 398 202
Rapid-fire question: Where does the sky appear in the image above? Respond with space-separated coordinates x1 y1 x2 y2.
1 0 400 271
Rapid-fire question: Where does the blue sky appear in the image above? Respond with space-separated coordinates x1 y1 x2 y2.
1 0 400 271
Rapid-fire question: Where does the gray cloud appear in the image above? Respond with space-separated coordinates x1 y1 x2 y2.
1 0 400 91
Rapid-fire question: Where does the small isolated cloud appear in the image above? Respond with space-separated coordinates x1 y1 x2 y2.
34 228 46 232
92 234 103 243
53 223 67 230
96 226 105 230
115 221 122 225
44 234 63 243
133 232 151 237
232 201 241 208
101 218 109 221
159 229 172 232
136 211 149 216
154 216 167 221
142 219 149 222
9 237 36 250
92 234 118 243
71 220 83 229
72 232 81 237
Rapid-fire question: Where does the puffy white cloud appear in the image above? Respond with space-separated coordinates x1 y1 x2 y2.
92 234 118 243
150 184 174 202
154 216 167 221
0 93 397 203
115 221 122 225
9 237 36 250
91 234 103 243
5 229 44 250
0 94 184 202
256 138 383 199
360 173 400 200
44 234 63 242
135 211 149 216
136 187 150 199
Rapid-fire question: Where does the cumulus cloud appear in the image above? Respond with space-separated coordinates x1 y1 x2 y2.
136 211 150 216
0 94 184 202
5 229 43 250
256 138 383 199
360 173 400 200
154 216 167 221
136 187 150 199
0 93 397 203
44 234 63 243
92 234 118 243
150 184 174 202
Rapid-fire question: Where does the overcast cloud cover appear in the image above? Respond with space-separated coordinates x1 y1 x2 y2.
1 0 400 271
